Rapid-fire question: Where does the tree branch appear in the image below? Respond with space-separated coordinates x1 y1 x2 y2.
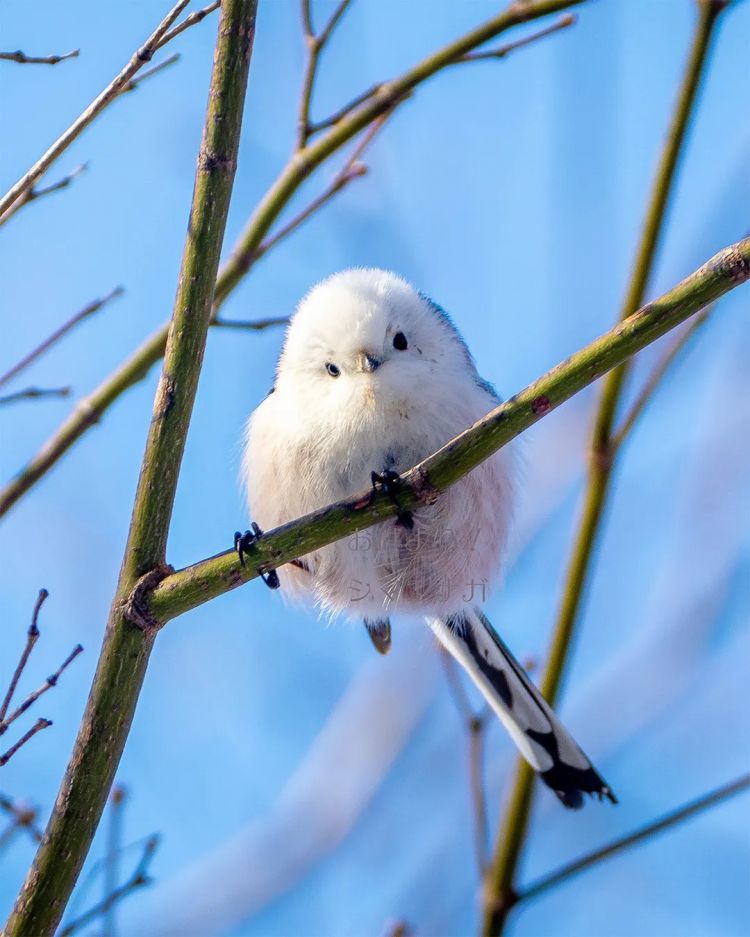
0 287 124 389
4 2 258 933
0 163 88 228
146 237 750 624
481 5 730 932
457 14 575 63
0 387 71 406
0 49 79 65
518 774 750 906
0 0 586 519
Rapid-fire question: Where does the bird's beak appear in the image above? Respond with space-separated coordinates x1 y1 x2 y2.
356 351 381 373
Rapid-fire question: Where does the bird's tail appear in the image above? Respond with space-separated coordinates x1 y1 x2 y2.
427 607 616 808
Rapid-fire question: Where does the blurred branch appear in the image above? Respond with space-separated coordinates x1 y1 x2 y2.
0 0 215 219
0 163 88 228
0 49 79 65
211 315 289 330
519 774 750 907
458 14 575 62
612 306 713 446
297 0 353 149
0 286 124 389
0 386 71 406
147 236 750 623
0 0 586 519
482 6 730 933
59 835 160 937
122 53 181 93
0 794 44 844
440 649 490 874
4 4 258 933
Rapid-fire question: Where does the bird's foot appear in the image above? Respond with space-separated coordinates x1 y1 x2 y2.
370 469 414 530
234 523 280 589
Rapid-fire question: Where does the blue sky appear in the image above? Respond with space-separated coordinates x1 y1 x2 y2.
1 1 749 935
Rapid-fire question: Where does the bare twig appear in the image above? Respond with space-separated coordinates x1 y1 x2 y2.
0 163 88 228
0 49 79 66
211 315 289 330
122 53 181 93
0 0 192 219
296 0 353 149
612 306 713 447
156 0 221 49
0 590 47 724
0 287 124 389
0 387 71 406
458 14 575 62
59 835 160 937
252 110 392 267
0 645 84 736
440 650 490 874
519 774 750 906
0 720 52 767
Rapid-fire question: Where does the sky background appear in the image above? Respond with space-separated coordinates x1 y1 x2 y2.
1 1 749 935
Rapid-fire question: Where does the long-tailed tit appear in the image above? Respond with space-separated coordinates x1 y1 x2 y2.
240 269 616 808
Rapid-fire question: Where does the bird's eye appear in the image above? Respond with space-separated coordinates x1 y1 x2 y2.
393 332 408 351
326 362 340 378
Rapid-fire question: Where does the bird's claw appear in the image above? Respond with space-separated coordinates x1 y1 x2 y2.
371 469 414 530
234 523 280 589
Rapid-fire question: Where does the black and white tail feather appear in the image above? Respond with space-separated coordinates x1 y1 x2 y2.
428 608 616 809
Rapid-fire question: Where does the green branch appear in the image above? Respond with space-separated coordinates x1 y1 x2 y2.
482 4 730 933
0 0 585 519
4 3 258 933
146 236 750 625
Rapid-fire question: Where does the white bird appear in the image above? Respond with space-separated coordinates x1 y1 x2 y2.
240 268 616 808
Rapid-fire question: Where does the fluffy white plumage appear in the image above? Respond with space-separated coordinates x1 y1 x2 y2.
241 269 615 808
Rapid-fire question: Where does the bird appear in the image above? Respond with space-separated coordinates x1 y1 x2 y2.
240 268 616 809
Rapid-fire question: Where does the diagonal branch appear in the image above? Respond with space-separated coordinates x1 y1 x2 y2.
145 237 750 624
519 774 750 906
0 0 586 520
0 287 124 389
4 2 258 933
481 5 730 932
457 14 575 63
0 163 88 228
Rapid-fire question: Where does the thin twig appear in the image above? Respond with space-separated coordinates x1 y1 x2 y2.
0 387 71 406
0 590 47 724
0 49 79 65
59 835 160 937
211 315 289 330
253 110 391 267
458 14 575 62
481 6 729 933
296 0 353 149
440 650 490 873
0 163 88 228
122 54 181 93
0 287 124 389
0 0 191 219
156 0 221 49
519 774 750 905
0 645 84 736
307 83 381 136
612 306 713 447
0 720 52 767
